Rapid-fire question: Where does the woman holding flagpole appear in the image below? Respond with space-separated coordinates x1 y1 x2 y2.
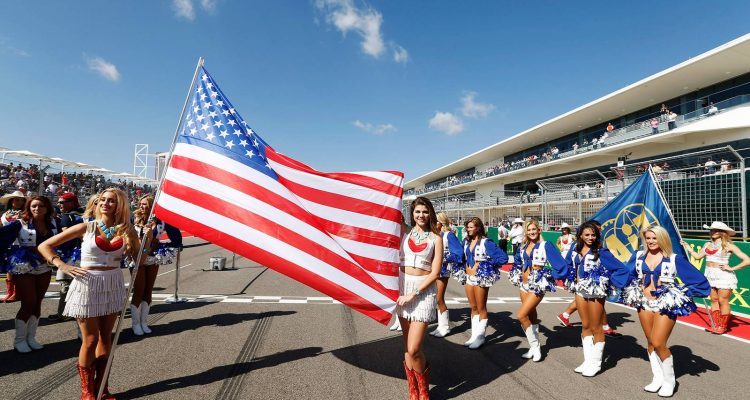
508 219 568 361
428 212 463 338
39 187 144 400
459 217 507 349
622 225 710 397
563 220 629 377
680 221 750 334
396 196 442 400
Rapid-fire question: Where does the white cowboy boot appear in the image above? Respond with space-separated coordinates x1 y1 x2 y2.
464 315 480 346
468 319 488 349
389 318 402 331
430 310 451 338
140 302 152 334
522 325 541 361
26 315 44 350
644 351 663 392
582 341 604 377
575 336 593 373
658 355 675 397
14 319 32 353
130 304 143 336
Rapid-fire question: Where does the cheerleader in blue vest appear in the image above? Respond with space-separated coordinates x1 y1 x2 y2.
461 217 508 349
622 225 710 397
508 219 567 361
563 221 629 377
0 196 58 353
428 212 464 338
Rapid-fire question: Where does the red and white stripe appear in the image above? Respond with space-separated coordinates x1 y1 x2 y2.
154 142 403 324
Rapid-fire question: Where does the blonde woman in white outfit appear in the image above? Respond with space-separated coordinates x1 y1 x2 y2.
396 196 442 399
40 188 143 400
681 221 750 335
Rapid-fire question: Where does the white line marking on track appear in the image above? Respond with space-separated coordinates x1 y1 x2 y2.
157 263 193 277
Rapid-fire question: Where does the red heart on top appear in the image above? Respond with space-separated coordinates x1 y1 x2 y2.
408 237 428 253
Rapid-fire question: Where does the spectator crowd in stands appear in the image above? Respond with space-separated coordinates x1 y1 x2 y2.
1 162 155 208
405 98 737 197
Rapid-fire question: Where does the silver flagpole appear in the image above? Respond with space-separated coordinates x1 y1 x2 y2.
97 57 204 400
165 249 187 303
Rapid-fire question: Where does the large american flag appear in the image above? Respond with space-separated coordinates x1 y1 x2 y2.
153 66 403 324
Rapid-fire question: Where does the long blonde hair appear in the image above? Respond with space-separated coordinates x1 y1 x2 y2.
134 194 154 226
436 212 451 233
82 194 99 220
95 188 133 247
713 231 731 252
640 225 673 256
522 219 542 246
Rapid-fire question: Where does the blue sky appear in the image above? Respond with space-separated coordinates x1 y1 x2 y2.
1 1 749 181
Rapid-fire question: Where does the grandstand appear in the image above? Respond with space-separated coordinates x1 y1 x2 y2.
404 33 750 238
0 148 157 205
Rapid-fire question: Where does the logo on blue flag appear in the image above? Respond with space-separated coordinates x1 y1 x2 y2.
593 167 686 262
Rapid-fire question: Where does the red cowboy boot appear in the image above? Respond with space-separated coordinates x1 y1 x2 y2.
414 364 430 400
2 274 17 302
95 356 117 400
714 314 729 334
403 362 418 400
77 364 96 400
706 310 721 333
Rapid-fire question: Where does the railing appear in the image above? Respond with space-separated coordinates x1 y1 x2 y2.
404 93 750 198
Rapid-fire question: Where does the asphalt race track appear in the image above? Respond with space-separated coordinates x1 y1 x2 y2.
1 238 747 399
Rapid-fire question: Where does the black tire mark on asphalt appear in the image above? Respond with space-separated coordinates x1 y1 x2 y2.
214 311 272 400
340 307 369 400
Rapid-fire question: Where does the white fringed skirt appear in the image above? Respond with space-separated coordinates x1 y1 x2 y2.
63 268 126 318
395 272 437 323
705 267 738 290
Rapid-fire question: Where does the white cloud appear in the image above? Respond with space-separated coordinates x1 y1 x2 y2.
460 91 495 118
353 120 396 135
393 44 409 63
316 0 406 61
172 0 195 21
200 0 217 13
84 55 120 82
0 37 30 57
428 112 464 135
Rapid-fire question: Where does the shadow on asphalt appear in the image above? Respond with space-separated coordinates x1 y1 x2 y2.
331 308 531 399
116 310 296 345
0 335 79 377
672 344 719 378
116 346 323 399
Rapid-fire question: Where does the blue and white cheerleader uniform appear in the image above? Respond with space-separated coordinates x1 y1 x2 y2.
564 248 630 298
134 220 182 265
622 251 710 319
460 237 508 287
0 219 58 276
509 240 567 295
441 230 463 279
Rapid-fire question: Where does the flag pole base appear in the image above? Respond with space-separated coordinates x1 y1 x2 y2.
164 296 188 303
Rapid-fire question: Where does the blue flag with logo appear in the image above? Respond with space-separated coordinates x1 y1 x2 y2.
593 167 686 262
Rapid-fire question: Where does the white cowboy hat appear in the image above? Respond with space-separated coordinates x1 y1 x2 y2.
513 218 524 224
0 190 26 206
703 221 736 236
560 222 570 229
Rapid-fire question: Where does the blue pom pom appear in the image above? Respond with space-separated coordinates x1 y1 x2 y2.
508 265 523 287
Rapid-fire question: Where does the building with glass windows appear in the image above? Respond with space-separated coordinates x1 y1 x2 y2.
404 34 750 237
